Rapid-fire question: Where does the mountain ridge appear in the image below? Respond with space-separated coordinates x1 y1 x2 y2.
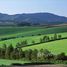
0 12 67 25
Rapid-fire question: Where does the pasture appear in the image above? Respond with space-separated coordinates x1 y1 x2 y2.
0 26 67 38
23 39 67 55
0 26 67 65
0 26 66 47
0 32 66 47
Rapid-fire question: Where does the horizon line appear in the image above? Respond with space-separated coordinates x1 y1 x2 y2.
0 12 66 17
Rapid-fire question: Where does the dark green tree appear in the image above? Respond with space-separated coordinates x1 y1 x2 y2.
56 52 66 60
58 34 62 39
54 34 57 40
32 40 36 45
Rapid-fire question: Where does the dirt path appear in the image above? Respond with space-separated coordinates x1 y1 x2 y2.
11 64 67 67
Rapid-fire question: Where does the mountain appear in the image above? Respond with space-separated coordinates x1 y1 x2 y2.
0 13 67 25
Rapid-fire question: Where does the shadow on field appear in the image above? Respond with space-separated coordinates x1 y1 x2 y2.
10 65 67 67
10 63 67 67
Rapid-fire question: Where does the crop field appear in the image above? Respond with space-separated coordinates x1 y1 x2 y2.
0 26 66 47
0 32 67 47
0 26 67 38
0 26 46 38
0 26 67 65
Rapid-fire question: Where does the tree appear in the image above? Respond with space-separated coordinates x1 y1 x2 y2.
16 40 28 48
37 49 44 61
42 36 47 42
21 40 28 47
12 48 20 59
18 48 25 59
43 49 52 60
51 37 54 41
54 34 57 40
40 38 43 43
42 36 50 42
24 50 29 60
58 35 62 39
16 42 21 48
32 49 38 61
5 44 14 59
46 36 50 42
56 52 66 60
32 40 36 45
2 44 7 58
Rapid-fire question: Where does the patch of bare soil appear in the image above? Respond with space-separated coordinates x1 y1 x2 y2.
11 64 67 67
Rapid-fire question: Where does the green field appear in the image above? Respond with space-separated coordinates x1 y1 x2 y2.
0 26 45 38
0 59 29 65
0 26 67 38
23 39 67 55
0 26 67 65
0 32 67 47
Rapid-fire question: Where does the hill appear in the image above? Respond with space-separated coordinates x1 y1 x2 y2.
0 13 67 25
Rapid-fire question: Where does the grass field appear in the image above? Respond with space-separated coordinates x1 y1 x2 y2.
0 32 67 47
23 39 67 55
0 26 67 53
0 59 29 65
0 26 45 38
0 26 67 38
0 26 67 65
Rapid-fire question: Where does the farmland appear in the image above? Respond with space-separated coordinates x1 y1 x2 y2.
23 39 67 55
0 26 67 38
0 26 67 65
0 26 67 47
0 32 67 47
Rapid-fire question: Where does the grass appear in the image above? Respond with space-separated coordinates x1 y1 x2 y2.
0 26 66 57
0 26 46 38
23 39 67 55
0 26 67 38
0 59 29 65
0 26 67 65
0 32 67 47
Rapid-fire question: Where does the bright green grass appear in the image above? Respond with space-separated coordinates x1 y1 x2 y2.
0 32 67 47
0 59 29 65
0 26 66 65
23 39 67 55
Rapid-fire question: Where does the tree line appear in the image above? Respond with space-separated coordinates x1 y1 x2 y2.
39 33 62 43
0 44 67 62
16 34 62 48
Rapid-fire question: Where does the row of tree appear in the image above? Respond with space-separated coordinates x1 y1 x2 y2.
40 34 62 43
16 34 62 48
0 44 67 62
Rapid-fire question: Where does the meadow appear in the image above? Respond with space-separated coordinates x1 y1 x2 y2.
0 59 29 65
0 26 67 38
23 39 67 55
0 32 67 47
0 26 67 65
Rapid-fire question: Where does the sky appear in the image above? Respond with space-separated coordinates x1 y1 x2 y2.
0 0 67 16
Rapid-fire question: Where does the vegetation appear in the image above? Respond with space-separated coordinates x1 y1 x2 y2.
0 26 67 38
0 26 66 65
0 44 67 65
0 59 29 65
0 34 66 63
